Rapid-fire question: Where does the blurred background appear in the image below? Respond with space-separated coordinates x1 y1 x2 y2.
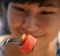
0 0 10 35
0 0 10 56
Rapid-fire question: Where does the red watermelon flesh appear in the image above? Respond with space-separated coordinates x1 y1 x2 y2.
20 34 37 53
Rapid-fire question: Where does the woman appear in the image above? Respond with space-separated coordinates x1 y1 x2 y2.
1 0 60 56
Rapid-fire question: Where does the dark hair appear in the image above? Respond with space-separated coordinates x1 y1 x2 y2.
3 0 60 9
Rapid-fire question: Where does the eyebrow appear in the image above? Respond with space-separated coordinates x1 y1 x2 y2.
12 6 25 11
40 3 58 7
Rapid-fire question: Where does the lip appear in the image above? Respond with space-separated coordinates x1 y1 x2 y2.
18 31 45 38
32 34 45 38
18 27 46 38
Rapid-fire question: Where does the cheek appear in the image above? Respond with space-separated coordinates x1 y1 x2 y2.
7 15 22 36
9 25 21 37
43 21 60 43
8 15 23 27
7 9 24 28
45 25 60 44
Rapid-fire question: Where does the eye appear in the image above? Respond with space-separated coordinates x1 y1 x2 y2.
41 11 55 15
13 6 25 12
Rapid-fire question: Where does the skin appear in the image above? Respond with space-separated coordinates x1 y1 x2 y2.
2 1 60 56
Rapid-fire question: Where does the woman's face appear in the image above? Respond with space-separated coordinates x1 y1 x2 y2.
7 2 60 47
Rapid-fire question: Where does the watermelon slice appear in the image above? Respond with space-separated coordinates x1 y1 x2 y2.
20 34 37 53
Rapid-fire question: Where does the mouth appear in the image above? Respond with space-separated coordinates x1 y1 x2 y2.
18 31 45 38
17 28 46 38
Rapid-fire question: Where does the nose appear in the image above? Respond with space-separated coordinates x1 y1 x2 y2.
22 15 38 31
